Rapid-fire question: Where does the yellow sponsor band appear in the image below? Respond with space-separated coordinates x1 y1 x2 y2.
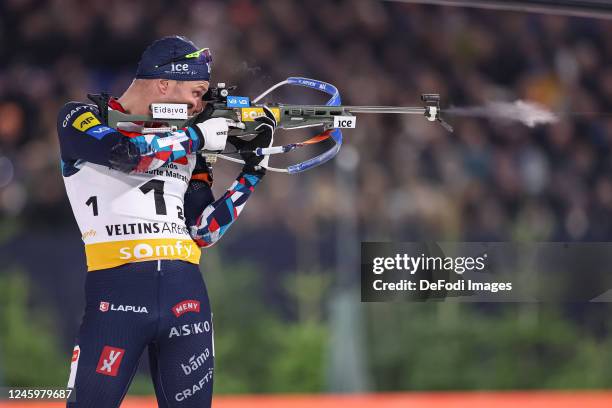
72 111 101 132
85 238 201 271
240 107 281 122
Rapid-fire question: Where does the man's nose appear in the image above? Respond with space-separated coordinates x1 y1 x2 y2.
191 98 204 115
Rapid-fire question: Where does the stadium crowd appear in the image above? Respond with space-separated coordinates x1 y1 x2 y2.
1 0 611 249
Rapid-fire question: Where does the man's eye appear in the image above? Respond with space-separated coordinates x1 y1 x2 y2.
193 91 202 98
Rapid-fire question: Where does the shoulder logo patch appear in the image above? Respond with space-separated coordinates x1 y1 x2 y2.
73 111 101 132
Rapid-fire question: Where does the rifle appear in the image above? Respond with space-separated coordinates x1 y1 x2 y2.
107 77 452 173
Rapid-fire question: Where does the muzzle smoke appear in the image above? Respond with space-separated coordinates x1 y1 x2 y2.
446 100 559 127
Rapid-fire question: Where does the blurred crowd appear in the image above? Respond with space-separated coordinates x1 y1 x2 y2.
1 0 612 248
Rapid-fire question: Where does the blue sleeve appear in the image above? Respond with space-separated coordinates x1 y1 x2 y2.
185 156 216 228
57 102 202 173
57 102 124 166
185 181 215 228
189 172 262 248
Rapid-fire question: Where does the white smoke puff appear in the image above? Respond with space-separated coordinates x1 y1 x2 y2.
447 100 559 127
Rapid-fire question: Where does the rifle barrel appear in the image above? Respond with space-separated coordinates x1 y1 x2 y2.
344 106 427 115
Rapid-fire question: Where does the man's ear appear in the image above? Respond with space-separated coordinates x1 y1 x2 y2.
157 79 170 95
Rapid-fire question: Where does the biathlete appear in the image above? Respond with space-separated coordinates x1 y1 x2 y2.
57 35 276 407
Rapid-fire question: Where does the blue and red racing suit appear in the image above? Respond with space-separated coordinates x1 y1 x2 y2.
57 95 261 407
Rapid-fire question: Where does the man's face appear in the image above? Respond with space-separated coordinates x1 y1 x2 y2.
160 80 209 115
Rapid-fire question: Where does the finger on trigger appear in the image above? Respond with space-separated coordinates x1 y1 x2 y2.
262 106 276 122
